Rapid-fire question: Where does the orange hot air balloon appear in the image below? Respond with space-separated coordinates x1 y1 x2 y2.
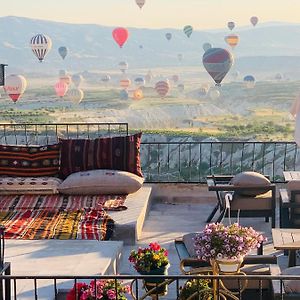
120 78 131 89
54 81 68 98
155 80 170 98
225 34 239 49
4 74 27 103
112 27 129 48
133 89 143 100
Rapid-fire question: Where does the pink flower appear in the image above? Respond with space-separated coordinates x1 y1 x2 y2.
149 242 161 251
107 289 116 300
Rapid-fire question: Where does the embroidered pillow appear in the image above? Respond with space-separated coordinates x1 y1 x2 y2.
59 133 143 179
0 144 60 177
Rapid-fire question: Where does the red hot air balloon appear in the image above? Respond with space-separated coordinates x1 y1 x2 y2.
4 74 27 103
202 48 234 86
112 27 129 48
54 81 68 98
155 80 170 98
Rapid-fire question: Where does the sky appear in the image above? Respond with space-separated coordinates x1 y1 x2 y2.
1 0 300 29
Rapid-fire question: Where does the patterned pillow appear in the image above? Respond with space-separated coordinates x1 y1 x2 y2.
0 177 62 194
59 133 143 179
0 144 60 177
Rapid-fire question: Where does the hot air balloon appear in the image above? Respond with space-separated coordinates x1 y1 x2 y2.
136 0 145 9
59 75 71 85
68 88 84 104
165 33 172 41
275 73 283 81
243 75 255 88
209 88 220 100
145 70 153 83
177 83 185 93
183 25 193 38
172 75 179 83
227 21 235 31
133 89 144 100
120 77 131 89
155 80 170 98
198 87 208 98
112 27 129 48
250 16 259 27
139 45 143 49
203 43 212 52
134 77 145 87
72 74 83 88
101 75 111 83
202 48 234 86
54 81 68 98
3 74 27 103
119 61 128 73
58 46 68 60
30 34 52 62
225 33 239 49
177 53 183 62
120 89 129 100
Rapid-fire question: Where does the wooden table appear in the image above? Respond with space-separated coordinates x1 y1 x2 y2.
283 171 300 182
272 228 300 267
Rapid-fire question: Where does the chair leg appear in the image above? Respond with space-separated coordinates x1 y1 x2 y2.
216 209 226 223
257 241 263 255
265 217 269 223
206 203 219 223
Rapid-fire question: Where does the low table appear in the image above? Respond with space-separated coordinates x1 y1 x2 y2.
272 228 300 267
283 171 300 182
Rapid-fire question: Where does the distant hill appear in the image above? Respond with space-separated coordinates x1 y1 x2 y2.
2 16 300 74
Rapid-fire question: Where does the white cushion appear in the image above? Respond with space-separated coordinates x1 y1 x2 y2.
58 169 144 195
0 177 62 195
230 171 271 196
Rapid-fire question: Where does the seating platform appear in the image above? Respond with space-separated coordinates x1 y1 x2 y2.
5 239 123 299
110 185 152 245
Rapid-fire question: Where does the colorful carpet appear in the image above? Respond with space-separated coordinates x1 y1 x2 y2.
0 194 127 240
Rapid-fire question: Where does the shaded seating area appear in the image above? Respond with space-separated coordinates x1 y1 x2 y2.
207 174 276 228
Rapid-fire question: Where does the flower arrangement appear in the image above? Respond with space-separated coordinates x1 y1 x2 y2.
128 242 169 273
194 223 265 261
66 279 130 300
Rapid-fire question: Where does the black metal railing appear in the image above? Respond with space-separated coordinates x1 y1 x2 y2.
0 273 298 300
140 141 300 183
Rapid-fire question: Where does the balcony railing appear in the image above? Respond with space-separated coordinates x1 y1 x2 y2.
141 141 299 183
0 272 297 300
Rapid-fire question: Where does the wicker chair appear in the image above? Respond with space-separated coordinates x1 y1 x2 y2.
206 175 276 228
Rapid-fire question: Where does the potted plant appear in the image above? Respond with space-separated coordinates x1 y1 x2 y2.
178 279 212 300
194 223 265 273
129 242 170 295
66 279 130 300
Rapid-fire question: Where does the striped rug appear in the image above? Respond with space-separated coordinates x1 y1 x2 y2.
0 195 127 240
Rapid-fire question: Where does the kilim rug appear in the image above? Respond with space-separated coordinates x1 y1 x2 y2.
0 195 127 240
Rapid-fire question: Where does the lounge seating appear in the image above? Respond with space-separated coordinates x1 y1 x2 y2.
206 175 276 228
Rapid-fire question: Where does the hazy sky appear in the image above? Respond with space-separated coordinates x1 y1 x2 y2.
2 0 300 29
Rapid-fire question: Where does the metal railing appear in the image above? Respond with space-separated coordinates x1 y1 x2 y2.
141 141 300 183
0 272 297 300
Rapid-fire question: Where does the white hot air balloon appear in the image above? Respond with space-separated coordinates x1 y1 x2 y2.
30 34 52 62
3 74 27 103
72 74 83 88
68 88 84 104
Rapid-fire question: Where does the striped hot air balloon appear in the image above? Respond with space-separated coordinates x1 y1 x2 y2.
68 88 84 104
133 89 144 100
183 25 193 38
225 34 239 49
120 78 131 89
54 81 68 98
155 80 170 98
202 48 234 86
119 61 128 73
136 0 145 9
101 75 111 83
30 34 52 62
134 77 145 87
4 74 27 103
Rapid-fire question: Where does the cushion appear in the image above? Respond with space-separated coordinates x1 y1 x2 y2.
58 169 144 195
0 144 60 177
59 133 143 179
230 171 271 196
0 177 62 195
182 232 198 258
281 266 300 293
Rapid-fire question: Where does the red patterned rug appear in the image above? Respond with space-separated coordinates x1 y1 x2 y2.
0 195 127 240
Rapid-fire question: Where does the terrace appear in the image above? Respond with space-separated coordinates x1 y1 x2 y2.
0 122 299 299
